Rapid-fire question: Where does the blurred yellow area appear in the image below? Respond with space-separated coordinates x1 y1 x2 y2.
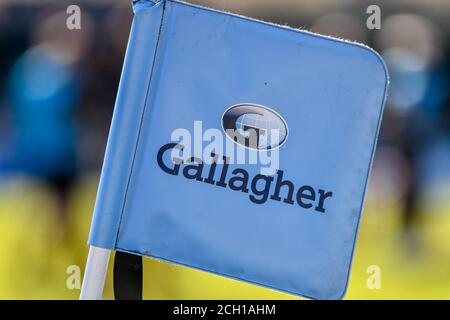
0 175 449 300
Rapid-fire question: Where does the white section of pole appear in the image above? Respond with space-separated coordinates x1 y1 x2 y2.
80 246 111 300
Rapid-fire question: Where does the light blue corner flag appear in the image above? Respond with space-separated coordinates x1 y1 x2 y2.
86 0 388 300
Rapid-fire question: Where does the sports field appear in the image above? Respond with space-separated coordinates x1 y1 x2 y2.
0 175 448 300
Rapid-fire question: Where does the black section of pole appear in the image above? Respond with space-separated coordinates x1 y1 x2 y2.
113 251 143 300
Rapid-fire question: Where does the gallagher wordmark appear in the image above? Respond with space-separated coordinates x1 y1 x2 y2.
157 143 334 213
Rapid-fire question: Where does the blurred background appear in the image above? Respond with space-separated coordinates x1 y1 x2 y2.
0 0 449 299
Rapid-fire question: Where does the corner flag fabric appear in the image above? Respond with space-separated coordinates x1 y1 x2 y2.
88 0 388 299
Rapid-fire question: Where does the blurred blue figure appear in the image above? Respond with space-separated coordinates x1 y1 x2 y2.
377 14 450 254
7 45 79 224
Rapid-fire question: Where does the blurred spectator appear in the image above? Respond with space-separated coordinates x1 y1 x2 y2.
5 10 92 227
376 14 450 252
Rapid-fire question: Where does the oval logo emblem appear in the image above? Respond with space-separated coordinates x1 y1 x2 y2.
221 103 288 150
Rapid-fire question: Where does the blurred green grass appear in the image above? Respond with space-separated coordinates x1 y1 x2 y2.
0 175 449 299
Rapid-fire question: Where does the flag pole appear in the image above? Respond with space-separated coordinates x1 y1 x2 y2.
80 246 111 300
